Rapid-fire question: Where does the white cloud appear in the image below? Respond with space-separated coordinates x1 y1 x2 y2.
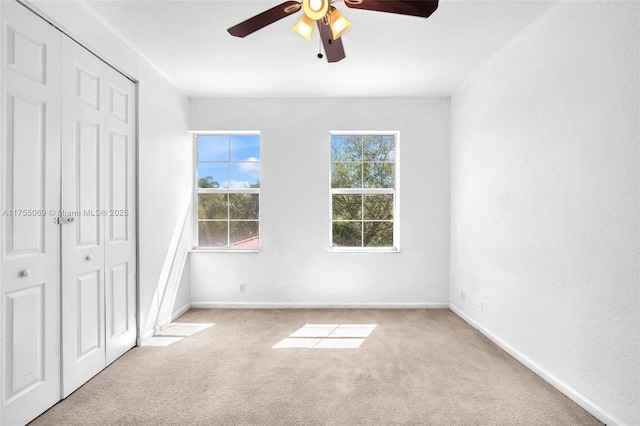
237 158 260 178
225 180 253 188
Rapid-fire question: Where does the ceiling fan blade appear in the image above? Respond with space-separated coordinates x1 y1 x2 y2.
228 1 302 37
317 21 346 63
344 0 438 18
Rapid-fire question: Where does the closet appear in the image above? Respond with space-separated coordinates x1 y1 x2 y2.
0 1 137 424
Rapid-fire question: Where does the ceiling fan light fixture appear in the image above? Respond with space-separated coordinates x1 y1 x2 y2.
328 7 352 39
292 13 315 40
302 0 329 20
227 0 439 63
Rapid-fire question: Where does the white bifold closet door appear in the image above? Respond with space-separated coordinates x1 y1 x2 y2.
1 1 137 423
60 36 137 397
0 2 62 425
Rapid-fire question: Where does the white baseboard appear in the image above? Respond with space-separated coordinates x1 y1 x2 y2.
190 302 449 309
154 303 193 334
171 302 192 321
449 303 625 426
139 328 155 346
139 304 192 346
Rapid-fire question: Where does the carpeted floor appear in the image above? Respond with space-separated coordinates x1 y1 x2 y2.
31 309 601 425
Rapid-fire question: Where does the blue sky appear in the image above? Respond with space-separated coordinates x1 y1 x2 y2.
198 134 260 187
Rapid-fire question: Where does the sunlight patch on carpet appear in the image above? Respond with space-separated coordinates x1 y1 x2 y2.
328 324 377 338
144 323 215 347
314 338 365 349
273 338 322 348
156 323 215 337
289 324 339 338
144 336 184 347
274 324 377 349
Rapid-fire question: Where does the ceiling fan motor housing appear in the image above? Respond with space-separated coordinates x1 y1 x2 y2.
303 0 329 20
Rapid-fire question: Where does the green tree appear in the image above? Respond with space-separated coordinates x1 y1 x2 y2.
198 176 219 188
198 178 260 247
331 135 394 247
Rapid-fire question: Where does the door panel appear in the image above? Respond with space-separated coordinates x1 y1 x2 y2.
4 25 46 84
4 91 45 254
61 34 136 395
108 131 128 241
104 65 136 365
77 271 101 356
109 263 129 335
0 1 61 424
61 35 107 398
108 84 128 122
75 66 100 110
76 119 101 246
5 284 45 397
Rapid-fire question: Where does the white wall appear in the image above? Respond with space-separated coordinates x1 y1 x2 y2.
450 2 639 425
190 97 450 307
25 0 192 341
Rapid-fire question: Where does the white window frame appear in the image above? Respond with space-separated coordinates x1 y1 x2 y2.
192 131 261 252
329 131 400 253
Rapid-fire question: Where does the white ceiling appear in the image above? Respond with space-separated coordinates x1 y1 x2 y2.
76 0 557 98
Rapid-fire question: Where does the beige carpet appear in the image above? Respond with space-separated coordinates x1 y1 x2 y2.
31 309 601 425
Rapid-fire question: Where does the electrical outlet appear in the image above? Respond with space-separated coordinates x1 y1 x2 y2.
239 284 246 293
460 291 465 301
477 300 484 313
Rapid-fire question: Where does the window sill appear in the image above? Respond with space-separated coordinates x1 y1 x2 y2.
328 247 400 253
189 248 261 253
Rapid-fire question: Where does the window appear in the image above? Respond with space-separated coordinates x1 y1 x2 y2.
196 133 260 249
330 133 398 251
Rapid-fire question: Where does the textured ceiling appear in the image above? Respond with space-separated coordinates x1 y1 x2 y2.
76 0 557 98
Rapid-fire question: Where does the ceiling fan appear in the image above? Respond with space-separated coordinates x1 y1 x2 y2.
228 0 439 63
